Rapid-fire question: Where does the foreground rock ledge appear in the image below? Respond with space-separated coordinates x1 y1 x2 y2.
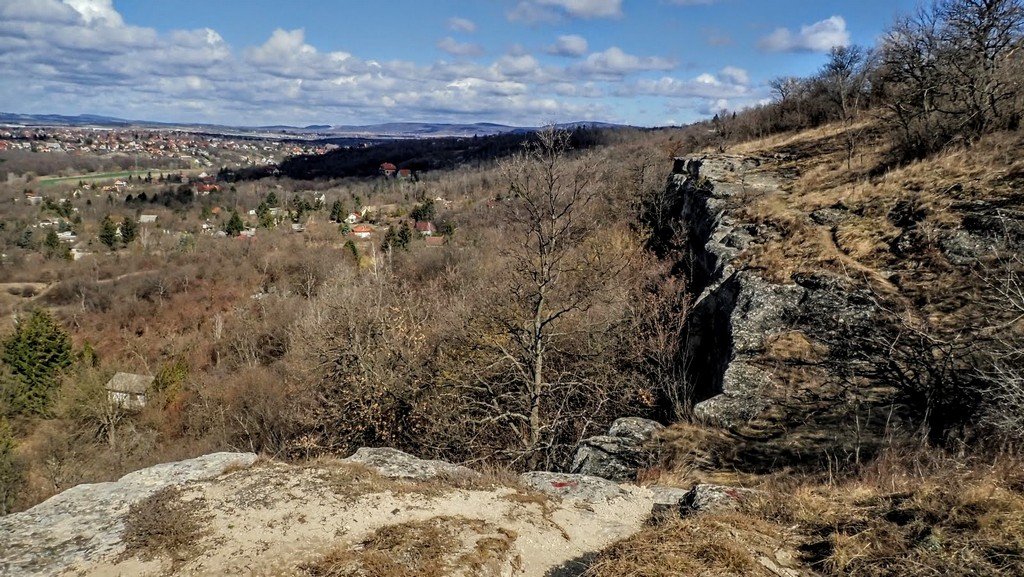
0 448 759 577
0 452 258 577
0 451 669 577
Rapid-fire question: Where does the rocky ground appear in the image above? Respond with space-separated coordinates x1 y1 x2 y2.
0 434 766 577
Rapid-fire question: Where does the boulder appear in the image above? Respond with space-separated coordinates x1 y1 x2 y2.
608 417 663 442
0 452 258 577
681 483 757 515
645 483 758 522
520 471 626 502
570 417 663 482
647 485 692 522
341 447 478 480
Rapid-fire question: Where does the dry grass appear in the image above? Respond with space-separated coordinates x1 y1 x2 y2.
716 119 1024 331
589 449 1024 577
765 451 1024 576
583 513 793 577
300 516 519 577
121 486 211 564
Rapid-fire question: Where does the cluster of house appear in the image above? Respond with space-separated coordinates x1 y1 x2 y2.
0 126 333 168
378 162 415 180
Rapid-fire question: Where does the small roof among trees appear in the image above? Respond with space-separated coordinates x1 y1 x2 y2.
104 372 154 395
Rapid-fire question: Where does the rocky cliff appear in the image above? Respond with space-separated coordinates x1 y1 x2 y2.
670 155 901 468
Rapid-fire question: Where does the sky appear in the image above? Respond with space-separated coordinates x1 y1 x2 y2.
0 0 920 127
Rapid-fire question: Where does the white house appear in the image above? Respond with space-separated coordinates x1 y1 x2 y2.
105 372 154 410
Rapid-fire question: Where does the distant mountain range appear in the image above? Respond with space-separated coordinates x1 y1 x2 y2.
0 112 625 139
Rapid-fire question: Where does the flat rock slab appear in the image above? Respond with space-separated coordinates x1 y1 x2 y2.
520 471 627 502
0 452 258 577
341 447 478 479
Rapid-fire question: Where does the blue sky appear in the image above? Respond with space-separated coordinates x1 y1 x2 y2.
0 0 919 127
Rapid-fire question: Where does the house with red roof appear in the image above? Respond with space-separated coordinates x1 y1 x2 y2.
414 221 436 236
352 224 374 239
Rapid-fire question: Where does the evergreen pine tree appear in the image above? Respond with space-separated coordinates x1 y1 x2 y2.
120 216 138 245
99 216 118 250
410 198 435 223
265 190 279 207
43 228 60 253
16 229 33 249
225 210 245 236
0 309 72 416
42 229 69 260
330 200 344 222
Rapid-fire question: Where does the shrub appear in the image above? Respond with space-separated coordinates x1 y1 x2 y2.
122 486 211 563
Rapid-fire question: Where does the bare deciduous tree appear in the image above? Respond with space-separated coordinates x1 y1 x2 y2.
881 0 1024 157
488 129 637 468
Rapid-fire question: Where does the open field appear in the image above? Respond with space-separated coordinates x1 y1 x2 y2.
36 168 202 188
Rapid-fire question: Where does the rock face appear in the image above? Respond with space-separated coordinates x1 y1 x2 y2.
342 447 478 479
570 417 664 481
0 452 258 577
670 157 896 468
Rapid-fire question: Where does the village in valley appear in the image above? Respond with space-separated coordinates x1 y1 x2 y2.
1 126 453 268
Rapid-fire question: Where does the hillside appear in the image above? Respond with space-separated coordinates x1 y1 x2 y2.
3 119 1022 576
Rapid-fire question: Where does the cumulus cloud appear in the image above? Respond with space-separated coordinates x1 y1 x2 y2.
508 0 622 23
758 15 850 53
64 0 122 25
546 34 588 57
447 16 477 33
0 0 626 125
437 36 484 57
625 67 750 99
572 47 676 78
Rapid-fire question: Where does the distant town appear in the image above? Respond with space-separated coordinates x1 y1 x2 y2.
0 125 338 171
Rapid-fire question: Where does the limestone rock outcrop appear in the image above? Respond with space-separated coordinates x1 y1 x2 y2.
570 417 664 482
0 450 662 577
670 156 896 467
0 452 258 577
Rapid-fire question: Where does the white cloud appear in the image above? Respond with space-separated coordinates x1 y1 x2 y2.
508 0 622 23
447 17 477 33
437 36 484 57
719 66 749 85
495 53 542 77
758 15 850 53
0 2 611 125
571 47 676 79
546 34 588 57
624 66 751 99
1 0 757 126
64 0 122 25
